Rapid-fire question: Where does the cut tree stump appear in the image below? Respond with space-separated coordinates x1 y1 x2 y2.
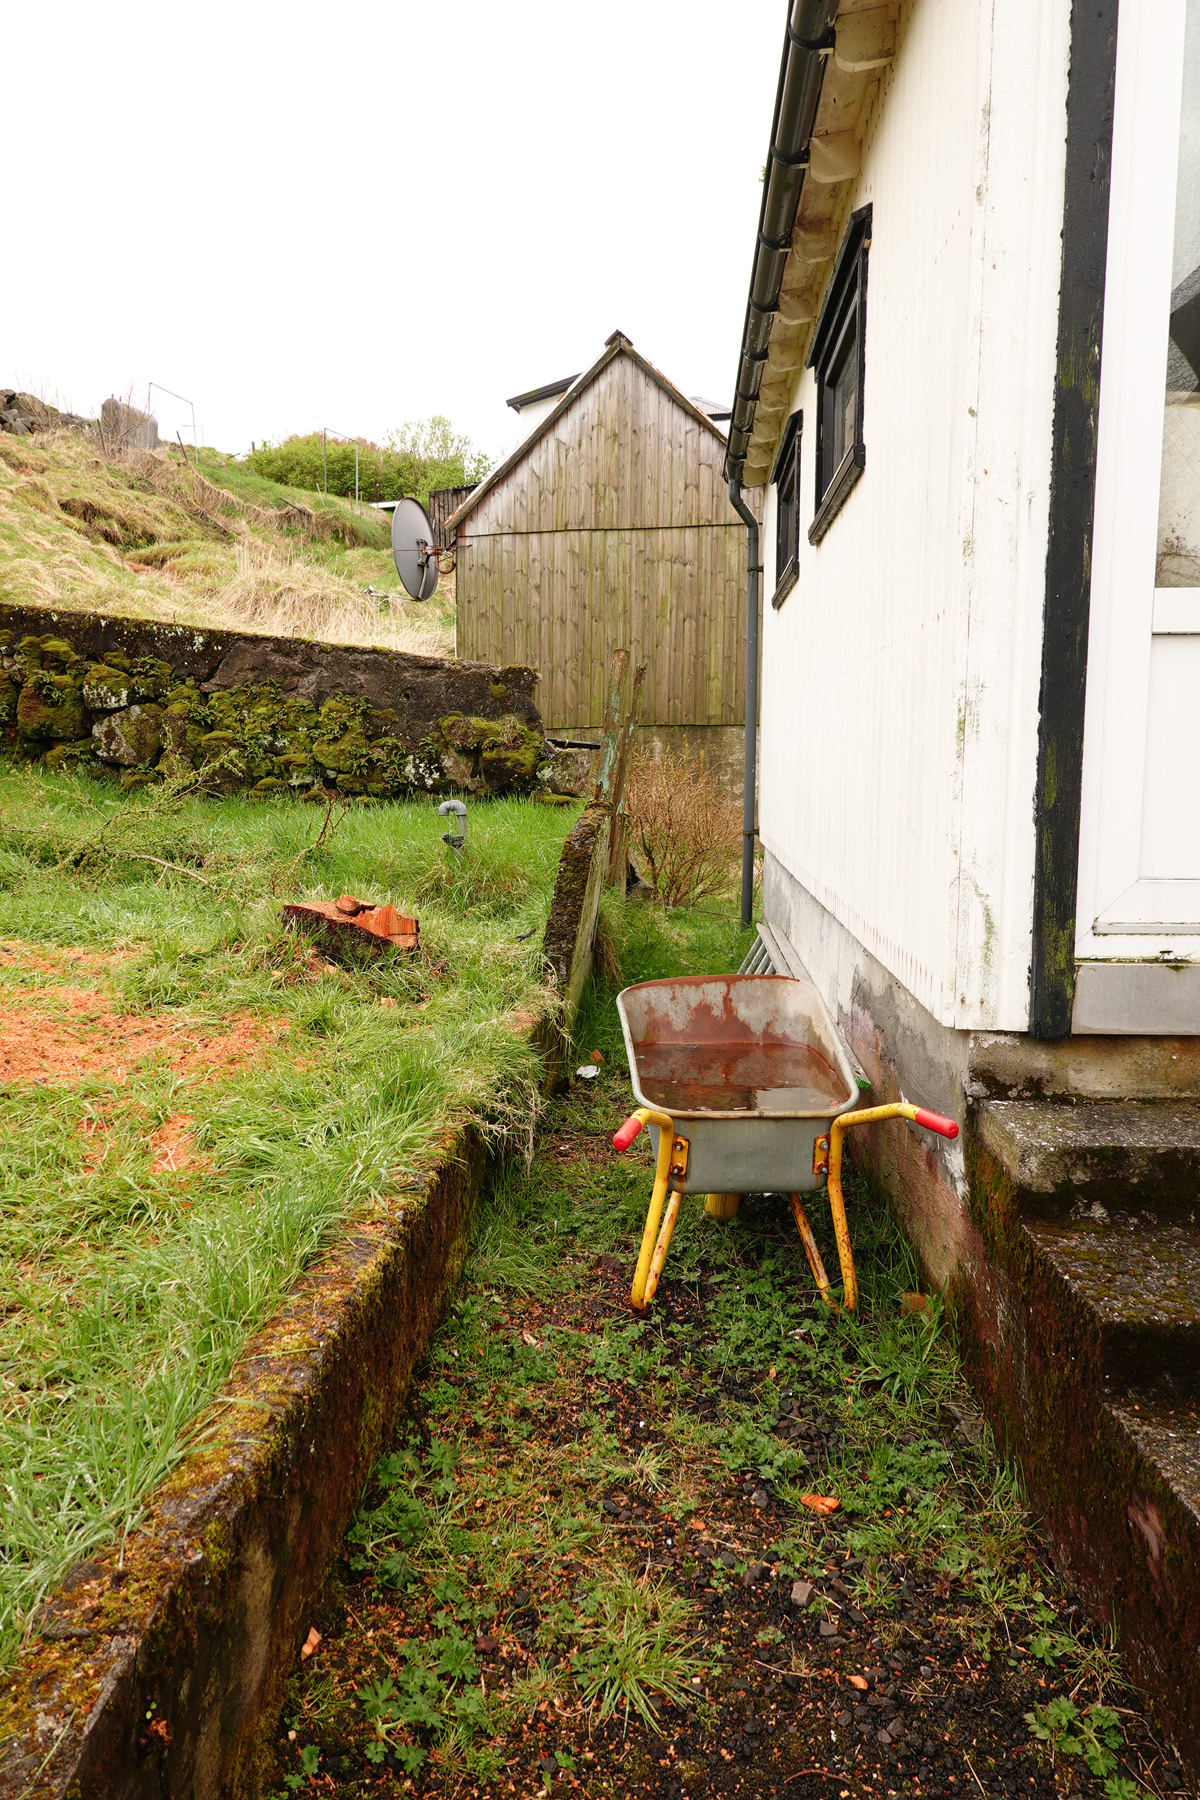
283 894 419 964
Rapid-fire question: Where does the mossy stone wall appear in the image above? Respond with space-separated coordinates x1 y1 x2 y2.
0 603 547 800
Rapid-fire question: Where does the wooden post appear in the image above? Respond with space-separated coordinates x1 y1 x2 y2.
606 661 646 885
593 648 645 886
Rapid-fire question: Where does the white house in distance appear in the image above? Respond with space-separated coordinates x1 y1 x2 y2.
505 373 580 442
724 0 1200 1765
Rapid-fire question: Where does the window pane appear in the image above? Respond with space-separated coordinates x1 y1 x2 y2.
828 318 858 477
1158 0 1200 588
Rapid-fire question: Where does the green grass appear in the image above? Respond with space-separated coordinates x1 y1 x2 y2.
0 767 575 1670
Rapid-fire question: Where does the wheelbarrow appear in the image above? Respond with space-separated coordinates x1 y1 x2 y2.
612 973 957 1311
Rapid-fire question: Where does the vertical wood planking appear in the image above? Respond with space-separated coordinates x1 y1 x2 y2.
452 346 750 732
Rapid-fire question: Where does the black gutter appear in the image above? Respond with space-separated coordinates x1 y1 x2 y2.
1028 0 1118 1037
729 477 761 928
724 0 836 485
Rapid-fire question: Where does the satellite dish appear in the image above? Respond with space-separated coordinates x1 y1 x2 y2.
391 497 439 601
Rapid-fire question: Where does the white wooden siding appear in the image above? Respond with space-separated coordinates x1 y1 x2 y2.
757 0 1070 1032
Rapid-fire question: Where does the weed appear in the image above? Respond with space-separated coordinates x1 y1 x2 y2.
1025 1694 1123 1778
570 1570 702 1733
624 747 742 905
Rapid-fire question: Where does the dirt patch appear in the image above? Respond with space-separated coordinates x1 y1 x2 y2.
149 1113 210 1177
0 1001 285 1086
0 940 287 1086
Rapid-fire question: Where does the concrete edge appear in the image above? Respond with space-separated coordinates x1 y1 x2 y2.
0 803 610 1800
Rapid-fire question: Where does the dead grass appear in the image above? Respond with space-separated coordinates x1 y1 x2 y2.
221 540 450 656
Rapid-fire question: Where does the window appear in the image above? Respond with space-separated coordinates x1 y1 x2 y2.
808 204 871 544
771 410 803 608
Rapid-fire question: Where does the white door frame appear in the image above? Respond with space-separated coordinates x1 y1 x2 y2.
1075 0 1200 968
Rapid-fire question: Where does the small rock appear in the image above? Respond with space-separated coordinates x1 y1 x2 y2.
718 1550 736 1569
751 1487 769 1508
791 1580 814 1606
819 1619 838 1637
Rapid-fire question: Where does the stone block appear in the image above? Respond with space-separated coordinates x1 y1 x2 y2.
92 703 163 767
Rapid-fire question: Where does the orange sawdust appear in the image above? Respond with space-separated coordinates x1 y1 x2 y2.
149 1114 211 1177
0 939 287 1088
0 938 131 979
0 1005 285 1086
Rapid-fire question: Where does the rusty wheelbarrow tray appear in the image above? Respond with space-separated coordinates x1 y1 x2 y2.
616 973 858 1194
613 973 957 1312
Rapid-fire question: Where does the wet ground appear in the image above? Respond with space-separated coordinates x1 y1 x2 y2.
264 1011 1186 1800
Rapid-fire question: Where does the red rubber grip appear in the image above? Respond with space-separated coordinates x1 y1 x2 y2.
914 1108 959 1139
613 1116 644 1152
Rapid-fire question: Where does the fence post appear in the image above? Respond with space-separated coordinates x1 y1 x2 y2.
592 649 645 887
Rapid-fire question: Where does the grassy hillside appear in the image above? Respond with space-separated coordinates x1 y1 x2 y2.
0 432 456 657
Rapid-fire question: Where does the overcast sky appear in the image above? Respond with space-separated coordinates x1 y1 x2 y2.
8 2 783 464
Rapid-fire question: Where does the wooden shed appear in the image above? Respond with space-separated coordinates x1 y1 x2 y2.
446 331 756 778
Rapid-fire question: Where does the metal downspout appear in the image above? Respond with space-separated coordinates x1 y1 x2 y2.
729 477 760 929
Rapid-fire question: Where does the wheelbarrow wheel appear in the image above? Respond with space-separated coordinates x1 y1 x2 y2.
704 1192 740 1221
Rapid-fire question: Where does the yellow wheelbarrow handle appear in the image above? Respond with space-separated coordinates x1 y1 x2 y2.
817 1102 959 1312
612 1109 689 1310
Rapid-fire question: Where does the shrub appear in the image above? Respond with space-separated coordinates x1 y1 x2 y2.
623 747 741 906
246 416 490 507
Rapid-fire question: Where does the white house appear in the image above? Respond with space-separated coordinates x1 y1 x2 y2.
724 0 1200 1765
505 373 581 442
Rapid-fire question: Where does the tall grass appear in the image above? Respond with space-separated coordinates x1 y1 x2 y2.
0 769 576 1669
222 540 449 655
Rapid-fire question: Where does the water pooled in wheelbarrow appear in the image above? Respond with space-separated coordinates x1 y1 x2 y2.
635 1040 845 1114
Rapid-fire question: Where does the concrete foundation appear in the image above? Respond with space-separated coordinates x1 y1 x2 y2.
763 849 1200 1780
551 724 754 801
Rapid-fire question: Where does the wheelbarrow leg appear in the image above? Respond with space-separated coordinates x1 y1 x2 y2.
788 1193 838 1310
826 1120 859 1313
643 1190 681 1305
629 1114 680 1310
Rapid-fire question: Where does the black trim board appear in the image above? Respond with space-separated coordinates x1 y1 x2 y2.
1028 0 1119 1039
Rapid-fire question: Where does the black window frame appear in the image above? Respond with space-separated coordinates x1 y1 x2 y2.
770 409 803 609
807 203 872 545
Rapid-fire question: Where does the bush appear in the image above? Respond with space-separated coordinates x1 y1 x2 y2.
623 747 741 906
246 416 491 507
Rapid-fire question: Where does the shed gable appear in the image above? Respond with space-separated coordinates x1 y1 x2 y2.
460 348 739 537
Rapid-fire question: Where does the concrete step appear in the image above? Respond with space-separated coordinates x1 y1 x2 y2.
1026 1215 1200 1394
1107 1385 1200 1530
968 1095 1200 1769
978 1099 1200 1221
